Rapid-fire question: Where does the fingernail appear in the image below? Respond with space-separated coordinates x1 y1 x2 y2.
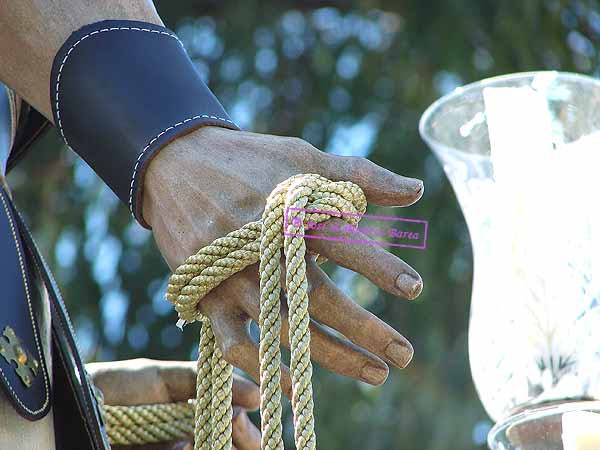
412 179 424 195
385 341 414 368
396 273 423 300
361 363 388 385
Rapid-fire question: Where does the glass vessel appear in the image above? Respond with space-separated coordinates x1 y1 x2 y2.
420 72 600 450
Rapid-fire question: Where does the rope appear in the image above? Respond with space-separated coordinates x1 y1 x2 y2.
97 174 367 449
103 402 195 445
94 384 194 445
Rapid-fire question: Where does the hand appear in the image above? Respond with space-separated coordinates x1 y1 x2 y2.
143 126 424 393
86 358 261 450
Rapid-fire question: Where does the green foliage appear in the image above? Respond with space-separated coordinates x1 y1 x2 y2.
8 1 600 448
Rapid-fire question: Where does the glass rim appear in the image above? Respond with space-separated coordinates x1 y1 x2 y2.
487 400 600 449
418 70 600 152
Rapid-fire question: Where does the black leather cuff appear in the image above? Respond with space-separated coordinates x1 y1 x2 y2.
50 20 239 228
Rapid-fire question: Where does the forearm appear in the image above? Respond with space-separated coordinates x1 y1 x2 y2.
0 0 162 119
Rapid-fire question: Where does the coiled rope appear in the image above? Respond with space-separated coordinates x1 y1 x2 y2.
98 174 367 449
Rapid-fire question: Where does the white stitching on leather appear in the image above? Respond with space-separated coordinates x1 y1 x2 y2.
52 26 238 219
54 26 183 146
0 192 50 415
127 114 235 216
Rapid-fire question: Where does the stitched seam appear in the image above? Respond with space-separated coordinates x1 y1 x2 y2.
54 26 183 146
127 115 235 215
0 192 50 415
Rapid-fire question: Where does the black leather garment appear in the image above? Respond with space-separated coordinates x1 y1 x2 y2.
50 19 239 228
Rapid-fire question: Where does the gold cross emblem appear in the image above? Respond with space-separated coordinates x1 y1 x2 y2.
0 326 39 387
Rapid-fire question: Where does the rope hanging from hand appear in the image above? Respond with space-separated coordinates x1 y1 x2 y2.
97 174 367 449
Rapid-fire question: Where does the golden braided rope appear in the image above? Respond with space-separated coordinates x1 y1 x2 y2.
94 383 194 446
102 401 194 445
98 174 367 449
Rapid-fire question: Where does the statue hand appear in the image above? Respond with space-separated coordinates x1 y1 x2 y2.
143 126 424 392
86 358 261 450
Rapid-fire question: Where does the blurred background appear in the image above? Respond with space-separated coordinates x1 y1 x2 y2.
8 1 600 448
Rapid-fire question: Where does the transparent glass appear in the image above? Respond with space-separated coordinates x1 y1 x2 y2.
420 72 600 449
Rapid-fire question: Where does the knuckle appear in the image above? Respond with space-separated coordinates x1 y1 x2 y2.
350 155 372 173
345 156 374 182
323 154 368 179
285 136 321 161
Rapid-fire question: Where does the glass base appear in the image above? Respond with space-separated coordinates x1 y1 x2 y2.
488 401 600 450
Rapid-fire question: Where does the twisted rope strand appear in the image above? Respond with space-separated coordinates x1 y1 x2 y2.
284 206 315 449
195 319 216 450
210 345 233 450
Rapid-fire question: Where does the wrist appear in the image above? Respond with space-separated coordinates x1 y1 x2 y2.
141 133 183 229
141 126 230 229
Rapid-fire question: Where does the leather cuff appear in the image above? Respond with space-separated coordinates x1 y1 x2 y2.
50 20 239 228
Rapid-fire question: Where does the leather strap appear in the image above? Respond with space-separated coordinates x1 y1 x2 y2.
12 202 110 449
50 19 239 228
